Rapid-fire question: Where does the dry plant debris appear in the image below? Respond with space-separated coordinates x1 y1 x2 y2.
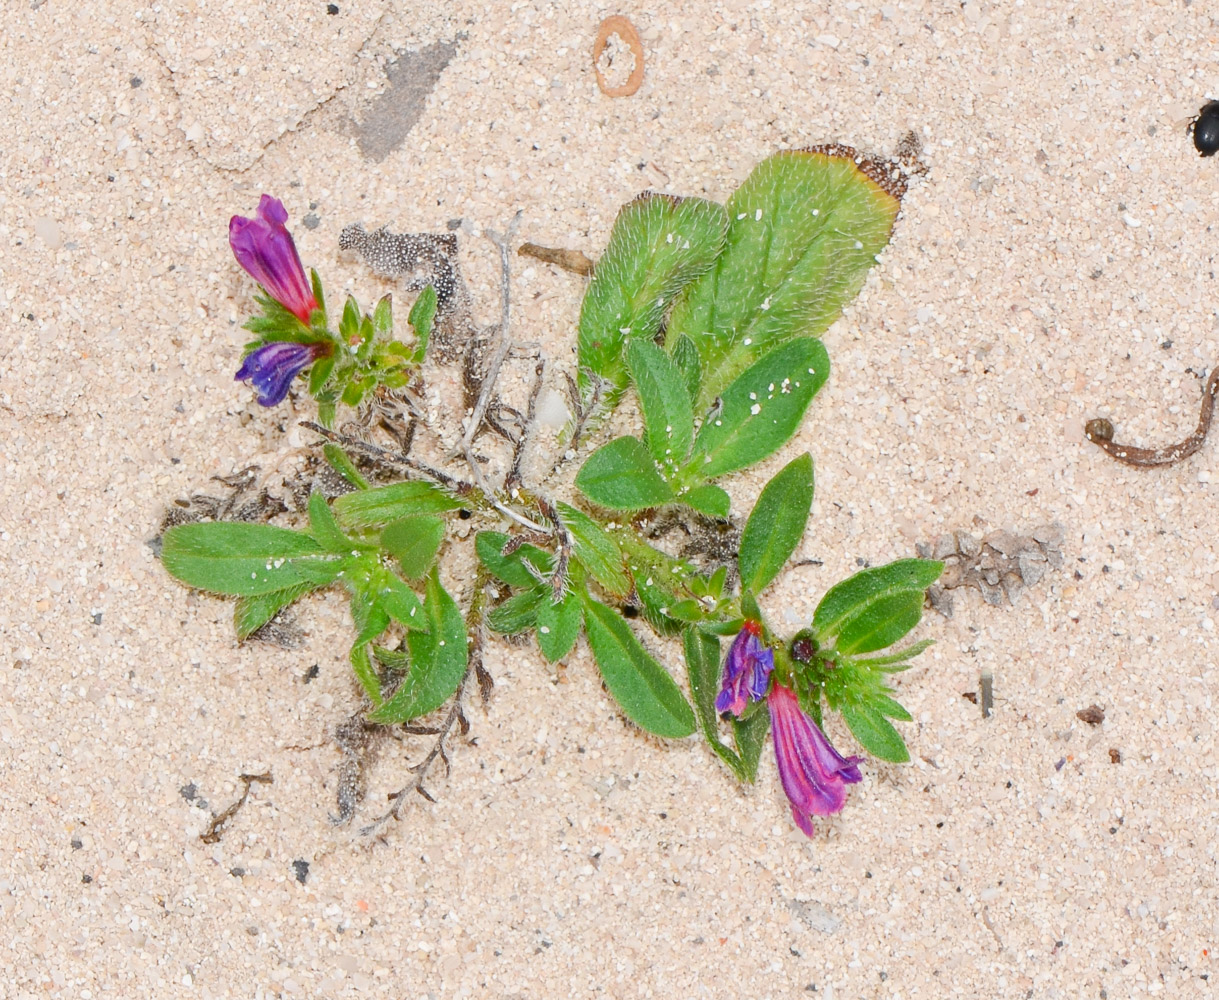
917 523 1064 616
199 771 272 845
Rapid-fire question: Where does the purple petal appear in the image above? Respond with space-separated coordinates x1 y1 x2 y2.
715 622 774 718
768 684 864 837
235 341 329 407
229 196 317 323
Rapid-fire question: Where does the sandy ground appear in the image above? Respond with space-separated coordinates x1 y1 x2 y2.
2 1 1218 997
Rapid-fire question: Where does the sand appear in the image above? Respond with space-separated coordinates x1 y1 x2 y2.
1 1 1217 997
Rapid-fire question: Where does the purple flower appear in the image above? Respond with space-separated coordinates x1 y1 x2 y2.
716 620 774 718
229 195 318 323
768 684 864 837
235 341 331 407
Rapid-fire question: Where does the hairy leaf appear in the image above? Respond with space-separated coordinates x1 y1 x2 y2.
667 148 903 408
841 703 909 763
684 628 744 779
576 193 728 417
576 436 676 511
381 516 446 582
684 339 829 481
557 503 631 597
368 572 467 723
626 339 695 464
582 596 696 738
814 558 943 654
537 592 583 663
161 522 343 597
332 480 464 530
738 453 814 594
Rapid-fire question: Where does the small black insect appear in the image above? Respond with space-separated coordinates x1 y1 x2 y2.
1190 100 1219 157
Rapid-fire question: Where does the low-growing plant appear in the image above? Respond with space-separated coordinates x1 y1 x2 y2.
161 147 942 837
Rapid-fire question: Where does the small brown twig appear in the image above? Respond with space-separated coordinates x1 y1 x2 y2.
518 242 595 276
199 771 273 844
1085 364 1219 467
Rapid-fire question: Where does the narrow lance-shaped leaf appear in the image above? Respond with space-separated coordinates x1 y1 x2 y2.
841 703 909 763
233 582 314 641
683 627 745 779
733 709 771 783
738 453 814 595
582 596 696 739
813 558 943 654
666 147 904 409
557 503 631 598
625 339 695 465
574 193 728 424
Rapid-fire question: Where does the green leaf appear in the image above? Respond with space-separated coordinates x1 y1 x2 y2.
575 436 676 511
738 453 814 595
323 443 369 490
536 592 583 663
840 703 909 763
667 148 903 408
681 483 731 519
850 638 934 671
672 334 702 403
625 339 695 464
372 293 393 339
308 492 352 553
474 531 553 589
310 268 326 321
684 339 829 481
368 572 467 723
161 522 344 597
813 558 943 654
349 580 391 647
408 285 437 360
374 569 426 629
381 516 446 582
233 582 313 640
350 642 383 707
557 503 631 597
581 597 695 739
873 694 913 722
576 193 728 415
332 480 464 530
733 708 771 783
308 356 335 395
834 591 928 655
684 628 744 779
487 588 546 634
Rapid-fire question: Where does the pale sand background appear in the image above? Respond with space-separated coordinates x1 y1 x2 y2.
2 1 1217 997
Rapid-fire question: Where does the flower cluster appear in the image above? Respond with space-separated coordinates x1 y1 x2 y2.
717 622 864 838
229 195 331 407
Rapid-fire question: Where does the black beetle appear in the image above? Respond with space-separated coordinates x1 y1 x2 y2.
1190 100 1219 157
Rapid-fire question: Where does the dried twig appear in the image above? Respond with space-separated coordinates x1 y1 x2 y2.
199 771 272 844
458 212 522 454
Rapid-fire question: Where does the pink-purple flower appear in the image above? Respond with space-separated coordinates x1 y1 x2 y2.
235 340 331 407
768 683 864 837
716 621 774 718
229 195 318 323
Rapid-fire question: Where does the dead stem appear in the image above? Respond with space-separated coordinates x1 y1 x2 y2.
458 212 523 455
